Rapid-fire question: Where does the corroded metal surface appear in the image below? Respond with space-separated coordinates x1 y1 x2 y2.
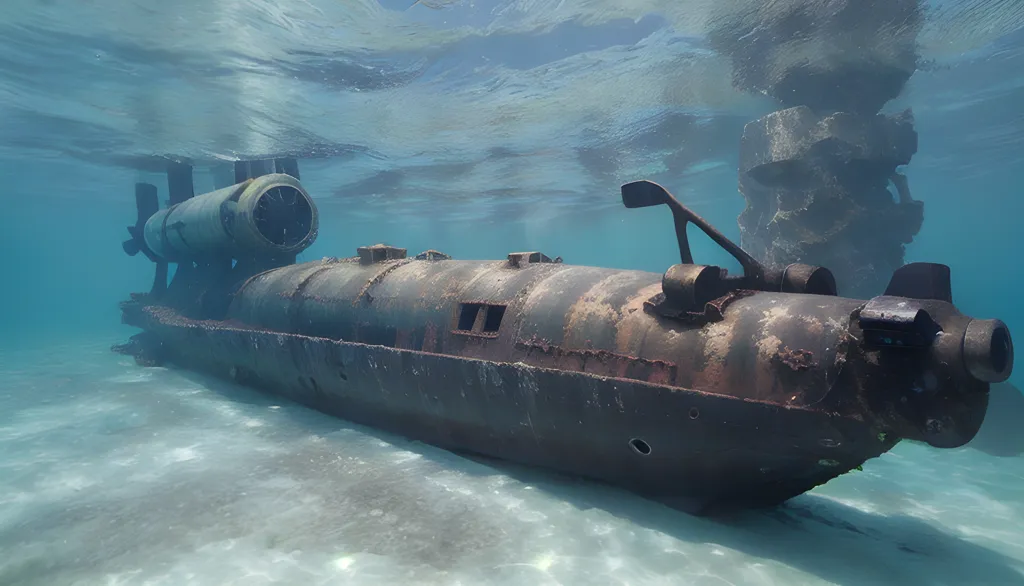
117 170 1013 516
223 259 866 410
120 248 1008 456
124 303 893 515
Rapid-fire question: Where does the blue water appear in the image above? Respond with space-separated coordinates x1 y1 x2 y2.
2 1 1024 584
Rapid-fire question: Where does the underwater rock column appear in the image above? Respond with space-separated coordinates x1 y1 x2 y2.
710 0 926 298
737 108 923 297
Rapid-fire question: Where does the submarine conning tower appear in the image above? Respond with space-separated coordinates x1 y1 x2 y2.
117 165 1014 515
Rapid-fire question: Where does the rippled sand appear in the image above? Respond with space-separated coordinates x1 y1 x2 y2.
2 341 1023 585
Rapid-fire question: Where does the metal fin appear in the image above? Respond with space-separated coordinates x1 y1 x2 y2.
167 161 195 205
883 262 953 303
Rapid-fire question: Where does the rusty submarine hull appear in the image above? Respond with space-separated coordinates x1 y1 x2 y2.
115 160 1014 515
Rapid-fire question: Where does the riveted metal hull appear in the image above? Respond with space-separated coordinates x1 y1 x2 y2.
226 258 866 411
117 254 922 515
116 171 1009 516
126 303 888 514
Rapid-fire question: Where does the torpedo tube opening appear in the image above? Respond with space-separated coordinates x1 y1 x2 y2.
963 319 1013 383
253 184 315 248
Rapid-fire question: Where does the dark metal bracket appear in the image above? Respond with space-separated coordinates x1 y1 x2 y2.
621 179 838 322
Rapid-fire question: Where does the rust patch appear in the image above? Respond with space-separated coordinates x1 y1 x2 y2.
458 298 511 306
754 334 784 401
516 335 677 385
395 328 412 349
565 272 634 349
129 302 852 418
415 249 451 261
692 319 734 393
286 265 337 324
451 330 500 339
706 289 759 321
422 322 439 353
644 289 758 324
799 314 826 338
354 259 413 306
777 347 816 371
614 282 663 355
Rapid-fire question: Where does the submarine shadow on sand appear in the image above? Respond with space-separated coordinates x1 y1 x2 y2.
170 369 371 438
174 369 1024 586
474 457 1024 586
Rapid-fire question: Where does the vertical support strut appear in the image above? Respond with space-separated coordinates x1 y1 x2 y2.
167 160 195 206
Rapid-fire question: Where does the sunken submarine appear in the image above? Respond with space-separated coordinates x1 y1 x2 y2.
115 161 1014 515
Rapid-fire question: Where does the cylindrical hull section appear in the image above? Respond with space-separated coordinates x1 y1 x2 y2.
144 183 243 260
227 258 864 409
120 252 1003 512
144 173 318 261
136 312 887 514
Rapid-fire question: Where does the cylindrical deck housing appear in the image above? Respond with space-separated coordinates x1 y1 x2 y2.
144 173 318 261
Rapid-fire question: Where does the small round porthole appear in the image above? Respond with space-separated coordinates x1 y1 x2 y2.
629 438 652 456
689 407 700 420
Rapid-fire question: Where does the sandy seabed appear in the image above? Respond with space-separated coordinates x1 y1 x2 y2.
2 340 1023 586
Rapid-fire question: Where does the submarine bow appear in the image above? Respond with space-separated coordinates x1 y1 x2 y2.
115 163 1014 515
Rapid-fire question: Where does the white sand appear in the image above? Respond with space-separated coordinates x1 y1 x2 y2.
2 341 1022 586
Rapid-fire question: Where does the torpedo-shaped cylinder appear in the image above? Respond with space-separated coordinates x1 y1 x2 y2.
143 173 318 262
224 252 1009 450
